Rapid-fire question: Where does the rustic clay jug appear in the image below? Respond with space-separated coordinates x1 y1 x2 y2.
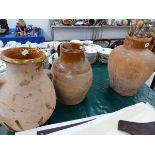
108 35 155 96
52 42 92 105
0 47 56 131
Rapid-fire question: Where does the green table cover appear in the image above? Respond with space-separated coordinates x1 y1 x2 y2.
0 62 155 135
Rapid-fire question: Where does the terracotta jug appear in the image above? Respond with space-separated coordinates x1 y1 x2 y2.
0 47 56 131
52 42 92 105
108 35 155 96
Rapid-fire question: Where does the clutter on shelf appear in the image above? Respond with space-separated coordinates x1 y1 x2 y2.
49 19 132 27
95 19 108 26
49 19 155 27
0 40 61 50
49 19 63 26
128 19 155 38
15 19 41 36
74 19 84 26
62 19 74 26
84 44 99 64
69 40 112 64
98 48 112 63
0 39 112 72
70 40 93 45
0 19 9 35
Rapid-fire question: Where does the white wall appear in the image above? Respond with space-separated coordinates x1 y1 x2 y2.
7 19 51 41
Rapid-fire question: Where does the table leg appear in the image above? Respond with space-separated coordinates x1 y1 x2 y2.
51 27 55 41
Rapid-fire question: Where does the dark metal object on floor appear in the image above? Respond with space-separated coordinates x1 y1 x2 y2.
109 40 124 49
93 38 124 48
37 119 95 135
93 39 111 48
118 120 155 135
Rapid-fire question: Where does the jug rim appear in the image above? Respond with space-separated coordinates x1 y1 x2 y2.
124 35 153 49
126 35 152 42
58 42 85 63
0 47 46 64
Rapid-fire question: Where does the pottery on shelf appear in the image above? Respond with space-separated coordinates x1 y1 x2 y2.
70 40 82 44
0 47 56 131
98 48 112 63
70 40 93 46
84 44 98 64
52 42 92 105
63 19 74 26
84 50 97 64
81 40 93 46
108 35 155 96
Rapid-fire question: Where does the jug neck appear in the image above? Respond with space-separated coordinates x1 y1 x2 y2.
124 35 152 50
59 43 85 63
6 62 44 75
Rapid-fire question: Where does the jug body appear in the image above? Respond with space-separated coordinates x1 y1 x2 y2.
52 43 92 105
0 47 56 131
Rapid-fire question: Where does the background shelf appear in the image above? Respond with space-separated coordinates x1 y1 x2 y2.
50 25 130 41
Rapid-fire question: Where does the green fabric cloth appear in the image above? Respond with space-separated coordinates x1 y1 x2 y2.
0 62 155 135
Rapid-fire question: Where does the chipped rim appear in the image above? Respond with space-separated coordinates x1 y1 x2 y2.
0 47 46 65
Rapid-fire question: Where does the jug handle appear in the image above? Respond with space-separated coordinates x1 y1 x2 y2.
57 44 61 56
